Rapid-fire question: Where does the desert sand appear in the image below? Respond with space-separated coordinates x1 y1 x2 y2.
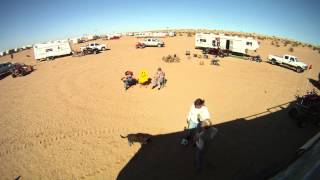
0 35 319 179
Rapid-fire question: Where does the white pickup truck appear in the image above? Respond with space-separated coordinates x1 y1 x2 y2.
80 43 107 51
139 38 165 47
268 54 308 73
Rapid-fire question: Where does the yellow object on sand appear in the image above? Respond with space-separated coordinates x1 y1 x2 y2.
138 69 149 84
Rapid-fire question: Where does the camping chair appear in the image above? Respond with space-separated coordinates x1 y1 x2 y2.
138 69 150 86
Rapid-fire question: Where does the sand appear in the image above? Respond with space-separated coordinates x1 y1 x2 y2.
0 36 319 179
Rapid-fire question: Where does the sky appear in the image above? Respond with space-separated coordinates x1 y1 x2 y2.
0 0 319 51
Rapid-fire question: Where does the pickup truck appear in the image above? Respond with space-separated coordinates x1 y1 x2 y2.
139 38 165 47
268 54 308 73
81 43 107 51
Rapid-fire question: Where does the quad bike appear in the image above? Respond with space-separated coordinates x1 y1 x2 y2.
248 55 262 62
289 90 320 128
10 63 33 78
136 42 145 49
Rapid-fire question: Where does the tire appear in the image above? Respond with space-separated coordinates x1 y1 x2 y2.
158 44 162 47
93 50 97 54
101 47 106 51
11 74 16 78
296 67 303 73
271 59 277 65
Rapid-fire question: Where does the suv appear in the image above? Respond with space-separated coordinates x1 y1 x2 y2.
139 38 165 47
0 62 13 75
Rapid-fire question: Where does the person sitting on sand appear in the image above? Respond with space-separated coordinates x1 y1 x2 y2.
121 71 135 90
152 67 166 90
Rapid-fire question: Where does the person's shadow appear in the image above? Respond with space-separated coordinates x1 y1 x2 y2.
117 101 319 180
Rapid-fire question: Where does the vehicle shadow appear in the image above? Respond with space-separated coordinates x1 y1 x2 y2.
116 101 319 180
0 72 11 80
308 78 320 90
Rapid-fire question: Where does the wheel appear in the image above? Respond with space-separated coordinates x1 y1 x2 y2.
158 44 162 47
296 67 303 73
271 59 277 65
11 74 16 78
101 47 106 51
93 50 97 54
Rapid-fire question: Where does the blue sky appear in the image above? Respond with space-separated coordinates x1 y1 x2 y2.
0 0 319 51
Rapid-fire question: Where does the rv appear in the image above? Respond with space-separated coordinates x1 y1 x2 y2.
0 51 5 56
168 32 176 37
33 40 72 61
195 33 259 54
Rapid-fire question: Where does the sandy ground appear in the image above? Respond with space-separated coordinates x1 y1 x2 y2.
0 36 319 179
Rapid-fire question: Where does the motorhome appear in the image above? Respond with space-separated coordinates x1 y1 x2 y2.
195 33 259 54
33 40 72 60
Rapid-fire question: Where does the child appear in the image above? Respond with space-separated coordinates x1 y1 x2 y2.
121 71 135 90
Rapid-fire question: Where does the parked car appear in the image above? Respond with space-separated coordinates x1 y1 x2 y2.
268 54 308 73
139 38 165 47
0 62 13 76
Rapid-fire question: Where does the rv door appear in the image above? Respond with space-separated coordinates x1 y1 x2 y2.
226 40 233 50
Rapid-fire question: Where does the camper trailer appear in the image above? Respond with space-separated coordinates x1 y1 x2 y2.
168 32 176 37
195 33 259 54
33 40 72 61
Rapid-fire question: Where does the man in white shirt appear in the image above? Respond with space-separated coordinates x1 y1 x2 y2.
187 98 210 129
181 98 211 146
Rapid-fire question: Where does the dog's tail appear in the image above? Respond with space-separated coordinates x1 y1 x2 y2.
120 135 127 138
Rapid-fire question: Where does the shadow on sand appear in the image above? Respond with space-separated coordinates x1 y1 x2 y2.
309 78 320 90
117 101 319 180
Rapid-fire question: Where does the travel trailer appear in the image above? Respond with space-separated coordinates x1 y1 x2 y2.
33 40 72 60
195 33 259 54
168 32 176 37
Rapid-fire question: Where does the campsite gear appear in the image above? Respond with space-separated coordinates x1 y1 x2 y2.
162 54 180 63
249 55 262 62
289 90 320 128
10 63 33 78
138 69 149 84
136 42 146 49
211 59 220 66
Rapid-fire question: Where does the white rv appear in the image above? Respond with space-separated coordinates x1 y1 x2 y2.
33 40 72 60
168 32 176 37
195 33 259 54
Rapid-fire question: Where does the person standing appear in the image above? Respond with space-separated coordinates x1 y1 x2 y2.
182 98 211 145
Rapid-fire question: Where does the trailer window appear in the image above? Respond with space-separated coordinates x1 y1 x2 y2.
246 42 253 46
284 56 289 59
200 39 206 42
45 48 53 52
212 40 216 46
